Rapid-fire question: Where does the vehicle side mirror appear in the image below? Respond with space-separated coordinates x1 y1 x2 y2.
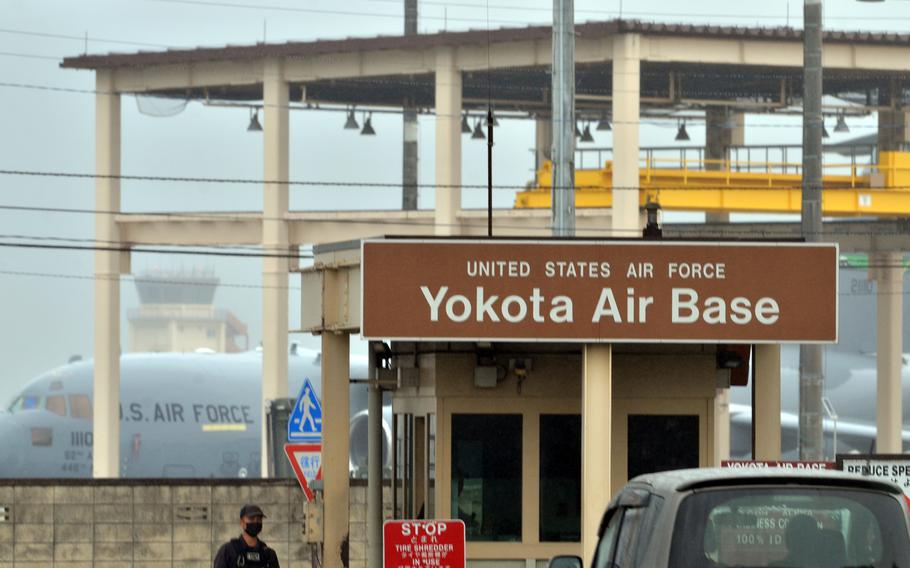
548 555 583 568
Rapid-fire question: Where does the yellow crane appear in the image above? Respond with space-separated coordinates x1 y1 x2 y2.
514 151 910 216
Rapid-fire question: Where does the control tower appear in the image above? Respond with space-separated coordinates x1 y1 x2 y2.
127 268 249 353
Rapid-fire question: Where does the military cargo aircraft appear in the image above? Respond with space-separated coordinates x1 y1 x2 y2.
729 344 910 459
0 346 389 478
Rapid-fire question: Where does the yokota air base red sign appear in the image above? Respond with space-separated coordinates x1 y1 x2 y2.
361 239 838 343
383 520 465 568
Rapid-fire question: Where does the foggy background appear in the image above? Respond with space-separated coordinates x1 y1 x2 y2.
1 0 907 403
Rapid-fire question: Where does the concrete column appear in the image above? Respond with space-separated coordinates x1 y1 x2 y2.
535 115 552 172
402 0 419 211
434 48 462 236
705 107 743 224
753 344 782 460
611 34 641 238
877 109 910 152
582 344 611 565
872 252 904 453
323 332 350 568
261 60 290 476
93 70 122 478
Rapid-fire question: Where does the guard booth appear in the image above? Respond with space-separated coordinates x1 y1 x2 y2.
302 237 838 567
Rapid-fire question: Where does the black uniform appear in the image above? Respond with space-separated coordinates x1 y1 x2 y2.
213 536 280 568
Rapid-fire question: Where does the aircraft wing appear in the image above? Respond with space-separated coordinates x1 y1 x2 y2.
729 403 910 458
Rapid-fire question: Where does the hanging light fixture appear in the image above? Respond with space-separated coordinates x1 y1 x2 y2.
822 121 830 139
344 108 359 130
471 119 486 140
580 123 595 143
361 112 376 135
675 120 690 142
247 108 262 132
596 113 612 131
834 112 849 133
461 113 471 134
575 121 582 138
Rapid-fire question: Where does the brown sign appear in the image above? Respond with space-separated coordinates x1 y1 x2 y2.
361 239 838 343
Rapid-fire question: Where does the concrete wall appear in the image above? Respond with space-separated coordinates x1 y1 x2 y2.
0 479 383 568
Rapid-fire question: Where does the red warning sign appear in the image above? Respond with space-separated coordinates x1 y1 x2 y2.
284 443 322 502
383 520 466 568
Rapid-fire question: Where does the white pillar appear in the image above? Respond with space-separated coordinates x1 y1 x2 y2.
754 344 782 460
434 47 462 236
93 70 121 478
582 344 612 565
261 59 290 476
323 331 350 568
611 34 640 237
872 252 904 453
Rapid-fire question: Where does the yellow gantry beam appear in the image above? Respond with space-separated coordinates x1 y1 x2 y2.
514 151 910 216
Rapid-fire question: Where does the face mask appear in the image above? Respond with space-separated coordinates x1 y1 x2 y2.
244 522 262 537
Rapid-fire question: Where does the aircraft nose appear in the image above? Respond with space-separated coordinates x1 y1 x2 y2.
0 417 27 476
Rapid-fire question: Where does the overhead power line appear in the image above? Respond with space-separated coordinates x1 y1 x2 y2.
0 241 312 259
1 168 906 192
0 269 302 291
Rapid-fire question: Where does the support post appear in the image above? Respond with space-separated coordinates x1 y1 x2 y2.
402 0 419 211
368 345 383 568
611 34 641 237
551 0 575 237
261 59 290 476
705 106 743 224
872 252 904 453
754 344 782 460
582 344 611 565
323 332 351 568
535 115 553 172
799 0 825 461
714 388 731 465
434 48 462 235
93 69 122 478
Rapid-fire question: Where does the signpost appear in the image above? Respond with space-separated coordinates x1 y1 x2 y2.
722 460 834 470
362 239 838 344
285 443 323 502
286 379 324 502
288 378 323 443
383 520 466 568
837 454 910 496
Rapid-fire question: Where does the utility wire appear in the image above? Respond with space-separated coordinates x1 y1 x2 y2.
1 168 907 192
0 233 294 253
0 269 302 291
0 241 312 259
150 0 910 23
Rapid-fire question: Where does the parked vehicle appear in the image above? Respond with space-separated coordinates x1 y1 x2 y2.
550 468 910 568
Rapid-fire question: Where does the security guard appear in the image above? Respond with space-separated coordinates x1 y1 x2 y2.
213 504 281 568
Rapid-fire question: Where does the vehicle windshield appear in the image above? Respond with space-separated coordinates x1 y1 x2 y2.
669 486 910 568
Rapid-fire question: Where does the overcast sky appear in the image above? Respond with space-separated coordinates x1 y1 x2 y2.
0 0 908 403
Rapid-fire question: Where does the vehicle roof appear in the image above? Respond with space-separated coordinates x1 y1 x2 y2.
628 467 903 496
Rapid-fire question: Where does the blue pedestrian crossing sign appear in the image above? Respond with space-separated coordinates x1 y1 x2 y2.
288 378 323 443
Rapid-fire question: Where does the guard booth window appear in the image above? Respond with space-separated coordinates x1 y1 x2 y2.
540 414 581 542
451 414 522 541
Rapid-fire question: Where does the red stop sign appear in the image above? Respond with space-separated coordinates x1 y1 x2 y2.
383 520 466 568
